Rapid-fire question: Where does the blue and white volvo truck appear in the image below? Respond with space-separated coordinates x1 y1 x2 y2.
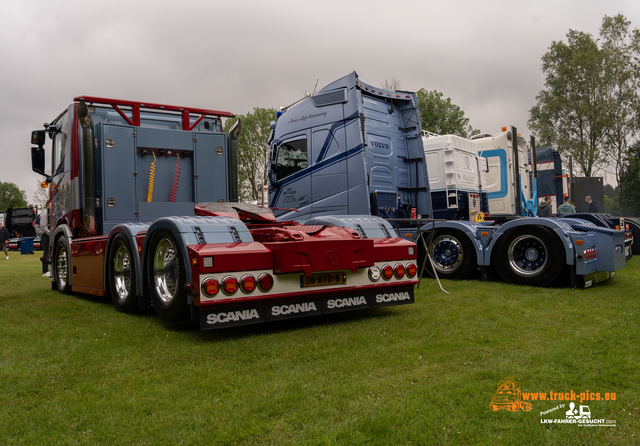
268 72 627 287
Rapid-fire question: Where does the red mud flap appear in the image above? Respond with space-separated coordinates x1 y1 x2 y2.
198 286 415 330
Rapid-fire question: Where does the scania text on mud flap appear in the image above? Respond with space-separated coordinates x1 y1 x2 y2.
28 97 417 329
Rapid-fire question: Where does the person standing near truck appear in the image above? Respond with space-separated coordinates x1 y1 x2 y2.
537 196 553 217
557 196 576 214
0 222 9 259
35 205 51 276
585 195 599 213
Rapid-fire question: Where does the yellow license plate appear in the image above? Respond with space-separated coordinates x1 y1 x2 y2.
300 272 346 288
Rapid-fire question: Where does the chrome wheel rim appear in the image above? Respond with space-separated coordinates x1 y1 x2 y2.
57 243 68 287
113 245 132 303
153 238 178 305
430 234 463 273
507 234 547 276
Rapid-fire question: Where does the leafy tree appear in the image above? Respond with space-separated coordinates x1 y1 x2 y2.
224 107 277 203
603 184 620 215
0 181 28 210
620 141 640 217
416 89 478 138
529 14 640 187
528 29 608 177
600 14 640 212
32 180 50 209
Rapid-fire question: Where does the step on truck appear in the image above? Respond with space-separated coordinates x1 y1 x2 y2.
29 96 418 330
267 72 626 288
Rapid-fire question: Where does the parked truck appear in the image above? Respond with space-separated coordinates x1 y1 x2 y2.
422 132 489 221
268 72 626 288
4 207 41 251
471 128 537 217
29 96 418 330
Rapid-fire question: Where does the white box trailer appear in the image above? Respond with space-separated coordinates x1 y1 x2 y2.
422 133 488 221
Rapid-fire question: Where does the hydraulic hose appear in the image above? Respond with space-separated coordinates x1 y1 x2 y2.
147 153 156 202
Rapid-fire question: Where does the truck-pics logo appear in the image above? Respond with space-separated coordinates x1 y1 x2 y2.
490 377 532 412
540 402 616 427
490 377 618 427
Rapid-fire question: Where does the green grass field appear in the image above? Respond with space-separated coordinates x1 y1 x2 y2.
1 252 638 445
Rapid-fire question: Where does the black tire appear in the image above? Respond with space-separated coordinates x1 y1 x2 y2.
108 234 138 313
420 229 477 280
53 235 72 294
147 229 189 322
492 226 564 287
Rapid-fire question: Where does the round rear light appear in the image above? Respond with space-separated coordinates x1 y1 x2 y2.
240 274 256 293
394 263 405 279
201 277 219 296
406 263 417 278
257 273 274 292
381 264 393 280
221 276 238 295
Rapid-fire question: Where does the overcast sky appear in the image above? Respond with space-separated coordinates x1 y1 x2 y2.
1 0 638 203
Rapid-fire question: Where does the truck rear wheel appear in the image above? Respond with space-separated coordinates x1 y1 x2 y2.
53 235 72 294
492 226 564 287
422 229 477 280
147 229 189 322
108 234 138 313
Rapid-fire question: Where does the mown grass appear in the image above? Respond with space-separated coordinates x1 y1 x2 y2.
1 252 638 445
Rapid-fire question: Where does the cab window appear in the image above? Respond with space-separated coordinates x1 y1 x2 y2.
52 110 69 176
274 138 307 181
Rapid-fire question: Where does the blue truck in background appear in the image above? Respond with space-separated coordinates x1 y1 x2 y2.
268 72 627 288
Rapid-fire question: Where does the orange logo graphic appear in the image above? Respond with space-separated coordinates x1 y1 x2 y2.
490 377 532 412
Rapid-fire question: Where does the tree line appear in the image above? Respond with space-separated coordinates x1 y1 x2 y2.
528 13 640 216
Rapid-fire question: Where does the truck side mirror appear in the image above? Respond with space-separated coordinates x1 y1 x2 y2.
31 130 46 146
31 146 46 176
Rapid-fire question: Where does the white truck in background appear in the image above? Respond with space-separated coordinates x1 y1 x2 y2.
471 127 535 217
422 132 489 221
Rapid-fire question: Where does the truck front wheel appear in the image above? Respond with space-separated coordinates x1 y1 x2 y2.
147 229 189 322
492 226 564 287
422 229 477 280
108 234 138 313
53 235 72 294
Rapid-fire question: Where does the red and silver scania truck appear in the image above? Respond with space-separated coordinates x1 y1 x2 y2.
29 96 417 329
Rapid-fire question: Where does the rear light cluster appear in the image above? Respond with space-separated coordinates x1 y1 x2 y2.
368 263 417 282
584 248 596 260
625 231 633 241
201 273 273 297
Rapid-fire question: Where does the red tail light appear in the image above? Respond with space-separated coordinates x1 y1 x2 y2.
201 277 220 296
257 273 274 292
381 264 394 280
394 263 406 279
221 276 239 295
584 248 596 260
406 263 417 278
240 274 256 293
